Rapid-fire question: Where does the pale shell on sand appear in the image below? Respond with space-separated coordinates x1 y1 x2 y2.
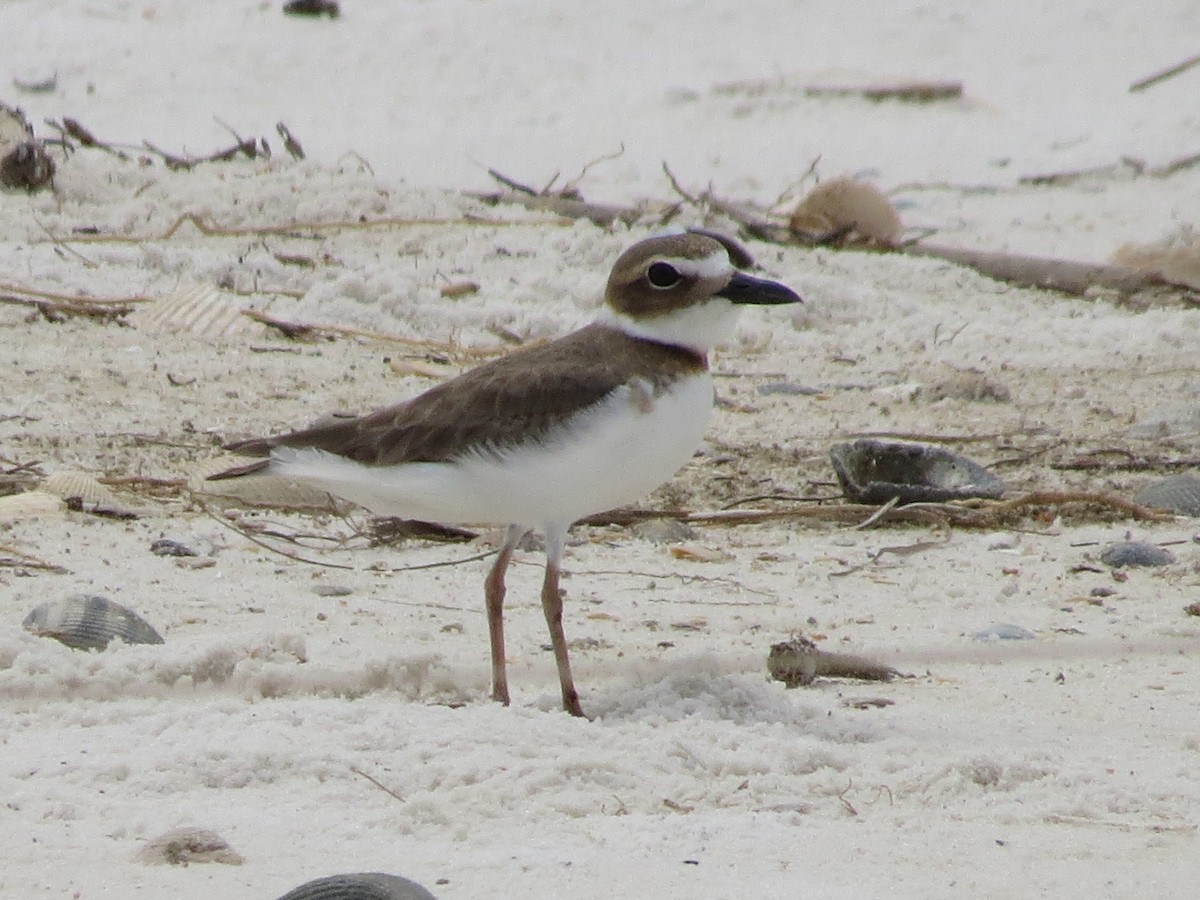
23 594 164 651
40 470 144 517
130 282 250 338
135 827 244 866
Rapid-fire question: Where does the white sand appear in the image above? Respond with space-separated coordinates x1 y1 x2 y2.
3 2 1200 897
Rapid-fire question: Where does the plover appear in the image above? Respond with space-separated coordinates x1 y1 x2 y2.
210 230 801 716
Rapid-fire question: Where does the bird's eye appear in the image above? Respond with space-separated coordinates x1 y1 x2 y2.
646 261 681 289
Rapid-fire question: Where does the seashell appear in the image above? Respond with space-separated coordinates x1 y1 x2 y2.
131 282 249 338
1099 540 1175 568
767 636 820 686
830 438 1004 505
135 827 244 866
23 594 164 651
768 636 899 687
972 623 1036 642
788 177 902 245
1133 474 1200 517
40 470 143 518
1111 225 1200 291
276 872 437 900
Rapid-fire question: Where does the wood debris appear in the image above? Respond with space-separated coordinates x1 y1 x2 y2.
804 79 963 103
1129 51 1200 92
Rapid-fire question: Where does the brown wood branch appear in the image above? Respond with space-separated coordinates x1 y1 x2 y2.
804 80 963 102
52 211 568 244
0 280 155 305
1130 52 1200 92
901 242 1169 296
0 291 147 320
0 544 68 573
241 308 519 360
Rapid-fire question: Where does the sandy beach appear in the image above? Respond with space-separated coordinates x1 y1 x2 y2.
3 2 1200 897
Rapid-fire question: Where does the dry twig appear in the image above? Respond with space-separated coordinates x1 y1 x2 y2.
50 211 565 245
804 80 963 102
0 544 68 574
0 280 154 320
1130 52 1200 92
242 309 515 360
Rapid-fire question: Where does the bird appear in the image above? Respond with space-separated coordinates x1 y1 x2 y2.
209 230 801 717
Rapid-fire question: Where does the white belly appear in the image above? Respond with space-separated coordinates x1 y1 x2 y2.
270 372 714 530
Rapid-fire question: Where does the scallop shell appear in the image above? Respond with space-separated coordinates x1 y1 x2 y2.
1099 540 1175 568
23 594 164 651
132 282 249 338
40 471 143 517
1133 474 1200 517
829 439 1005 505
276 872 437 900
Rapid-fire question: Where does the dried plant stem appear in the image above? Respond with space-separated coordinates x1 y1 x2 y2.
48 211 568 245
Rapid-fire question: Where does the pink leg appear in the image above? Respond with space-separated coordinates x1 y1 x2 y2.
540 527 585 717
484 525 524 706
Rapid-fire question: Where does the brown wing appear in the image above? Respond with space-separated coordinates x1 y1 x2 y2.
222 324 705 467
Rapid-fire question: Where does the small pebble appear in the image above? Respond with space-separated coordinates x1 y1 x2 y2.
314 584 354 597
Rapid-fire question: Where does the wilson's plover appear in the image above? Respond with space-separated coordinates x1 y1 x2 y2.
211 230 801 716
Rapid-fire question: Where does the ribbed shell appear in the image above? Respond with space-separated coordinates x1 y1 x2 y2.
133 282 248 338
40 471 142 517
276 873 437 900
23 594 164 651
1099 541 1175 568
830 438 1005 505
1134 474 1200 517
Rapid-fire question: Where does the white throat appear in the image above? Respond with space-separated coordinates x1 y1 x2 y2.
597 300 742 355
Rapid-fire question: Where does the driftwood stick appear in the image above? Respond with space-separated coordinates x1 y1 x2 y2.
486 168 539 195
1130 52 1200 93
241 309 515 359
902 242 1168 296
804 80 963 103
